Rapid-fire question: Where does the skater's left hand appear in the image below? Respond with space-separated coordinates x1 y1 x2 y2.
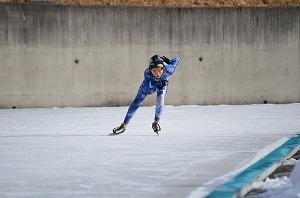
161 56 171 64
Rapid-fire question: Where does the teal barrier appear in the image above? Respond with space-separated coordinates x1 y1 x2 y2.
206 134 300 198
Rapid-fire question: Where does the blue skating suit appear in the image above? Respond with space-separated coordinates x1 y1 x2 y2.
123 57 180 125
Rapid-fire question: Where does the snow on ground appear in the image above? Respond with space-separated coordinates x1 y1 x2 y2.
249 161 300 198
0 104 300 198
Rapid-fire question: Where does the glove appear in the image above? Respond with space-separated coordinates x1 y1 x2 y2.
161 56 171 64
157 80 168 89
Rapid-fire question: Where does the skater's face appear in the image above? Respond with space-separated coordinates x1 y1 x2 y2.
151 68 164 79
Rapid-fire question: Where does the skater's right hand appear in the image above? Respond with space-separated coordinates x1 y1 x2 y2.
157 80 168 89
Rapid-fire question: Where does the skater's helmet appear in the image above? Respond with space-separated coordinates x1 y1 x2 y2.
149 55 166 70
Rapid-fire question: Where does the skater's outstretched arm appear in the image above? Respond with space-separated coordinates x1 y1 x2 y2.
165 57 180 76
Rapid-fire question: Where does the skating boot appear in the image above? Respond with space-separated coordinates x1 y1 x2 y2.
152 122 161 135
113 123 126 134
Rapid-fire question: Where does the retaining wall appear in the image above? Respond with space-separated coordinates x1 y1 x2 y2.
0 4 299 107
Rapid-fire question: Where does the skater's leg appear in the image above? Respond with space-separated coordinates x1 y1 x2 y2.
123 89 147 125
154 87 167 123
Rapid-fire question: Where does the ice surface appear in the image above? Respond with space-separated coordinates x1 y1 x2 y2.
1 104 300 198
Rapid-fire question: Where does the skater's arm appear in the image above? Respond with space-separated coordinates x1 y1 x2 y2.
143 69 152 86
165 57 180 75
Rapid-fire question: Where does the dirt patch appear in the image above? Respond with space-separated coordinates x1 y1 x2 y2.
55 0 300 7
2 0 300 7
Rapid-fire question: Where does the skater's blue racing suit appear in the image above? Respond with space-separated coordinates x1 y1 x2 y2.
123 57 180 125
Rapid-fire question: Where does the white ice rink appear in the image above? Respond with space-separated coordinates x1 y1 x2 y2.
1 104 300 198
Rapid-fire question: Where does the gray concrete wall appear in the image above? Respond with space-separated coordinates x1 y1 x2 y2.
0 4 299 108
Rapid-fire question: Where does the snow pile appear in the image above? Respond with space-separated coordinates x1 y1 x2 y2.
251 161 300 198
251 177 292 191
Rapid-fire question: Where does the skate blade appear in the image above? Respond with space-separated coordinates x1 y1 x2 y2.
108 132 124 136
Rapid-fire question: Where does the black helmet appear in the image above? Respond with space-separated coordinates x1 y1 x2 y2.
149 55 166 70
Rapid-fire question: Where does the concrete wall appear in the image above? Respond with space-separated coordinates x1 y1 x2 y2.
0 4 299 108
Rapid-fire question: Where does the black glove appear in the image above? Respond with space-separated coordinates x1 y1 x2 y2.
157 80 168 89
161 56 171 64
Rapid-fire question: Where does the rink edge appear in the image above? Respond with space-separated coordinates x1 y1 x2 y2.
205 134 300 198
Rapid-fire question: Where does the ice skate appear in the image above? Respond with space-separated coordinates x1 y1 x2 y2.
112 123 126 135
152 122 161 135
